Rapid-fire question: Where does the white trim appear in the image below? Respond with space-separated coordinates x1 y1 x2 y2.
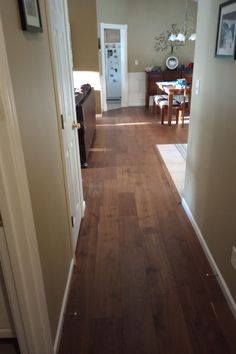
96 114 102 118
0 14 53 354
182 198 236 319
100 23 128 112
128 72 146 106
120 25 128 107
53 258 74 354
0 329 14 338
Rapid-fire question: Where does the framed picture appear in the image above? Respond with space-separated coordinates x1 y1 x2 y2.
18 0 43 33
215 0 236 58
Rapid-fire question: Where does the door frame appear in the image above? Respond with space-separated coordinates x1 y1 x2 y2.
100 23 128 112
45 0 85 253
0 14 53 354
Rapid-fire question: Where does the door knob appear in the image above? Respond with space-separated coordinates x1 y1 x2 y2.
72 122 81 130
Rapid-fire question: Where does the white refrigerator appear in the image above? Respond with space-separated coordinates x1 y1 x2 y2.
105 43 121 100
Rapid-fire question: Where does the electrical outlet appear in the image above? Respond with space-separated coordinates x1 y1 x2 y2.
135 59 139 66
231 246 236 271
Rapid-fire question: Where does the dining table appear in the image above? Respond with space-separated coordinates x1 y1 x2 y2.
156 81 192 126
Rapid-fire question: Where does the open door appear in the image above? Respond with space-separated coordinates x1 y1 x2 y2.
46 0 84 251
100 23 128 112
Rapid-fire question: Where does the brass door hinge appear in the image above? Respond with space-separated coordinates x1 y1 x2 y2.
61 114 64 129
71 216 74 228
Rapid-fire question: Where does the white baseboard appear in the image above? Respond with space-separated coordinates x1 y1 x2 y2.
53 258 74 353
0 328 15 338
182 198 236 320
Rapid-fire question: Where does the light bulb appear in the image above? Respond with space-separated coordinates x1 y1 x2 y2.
189 33 196 41
169 34 177 41
176 33 186 42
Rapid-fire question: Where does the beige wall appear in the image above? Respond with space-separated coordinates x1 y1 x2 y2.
184 0 236 302
68 0 101 113
0 0 73 339
97 0 197 72
96 0 128 25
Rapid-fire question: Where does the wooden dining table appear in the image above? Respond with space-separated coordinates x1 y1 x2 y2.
156 81 192 126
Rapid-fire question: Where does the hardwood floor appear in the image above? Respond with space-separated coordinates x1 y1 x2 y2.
58 107 236 354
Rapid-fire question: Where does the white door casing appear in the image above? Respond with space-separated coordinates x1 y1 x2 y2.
0 13 53 354
100 23 128 112
46 0 84 252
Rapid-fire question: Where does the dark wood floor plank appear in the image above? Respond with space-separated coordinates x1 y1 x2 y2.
58 107 236 354
177 285 232 354
120 247 159 354
117 166 138 193
59 213 99 354
93 215 122 318
143 234 177 296
152 293 194 354
118 192 137 216
118 215 143 249
211 300 236 354
88 318 124 354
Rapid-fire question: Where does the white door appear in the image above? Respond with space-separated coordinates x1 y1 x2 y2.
47 0 84 251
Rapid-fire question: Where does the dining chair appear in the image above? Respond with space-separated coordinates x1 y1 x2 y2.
153 95 181 124
177 89 190 127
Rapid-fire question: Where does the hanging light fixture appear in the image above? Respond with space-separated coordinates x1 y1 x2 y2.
169 33 177 41
169 0 196 42
189 32 196 41
176 32 186 42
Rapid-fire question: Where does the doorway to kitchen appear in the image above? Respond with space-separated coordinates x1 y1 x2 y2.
100 23 128 112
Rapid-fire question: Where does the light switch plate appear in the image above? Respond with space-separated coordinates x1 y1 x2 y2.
231 246 236 271
195 79 200 95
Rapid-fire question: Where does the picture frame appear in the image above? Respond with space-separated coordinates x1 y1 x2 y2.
215 0 236 58
18 0 43 33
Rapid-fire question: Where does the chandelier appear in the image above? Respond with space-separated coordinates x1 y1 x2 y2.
154 0 196 54
169 0 196 42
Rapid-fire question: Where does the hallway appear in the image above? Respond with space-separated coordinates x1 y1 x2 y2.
58 107 236 354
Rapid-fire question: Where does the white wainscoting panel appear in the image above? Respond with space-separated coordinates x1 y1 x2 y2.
101 72 148 109
128 72 146 107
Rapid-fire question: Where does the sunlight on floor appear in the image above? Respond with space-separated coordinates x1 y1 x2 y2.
156 144 186 196
90 148 112 152
96 122 156 127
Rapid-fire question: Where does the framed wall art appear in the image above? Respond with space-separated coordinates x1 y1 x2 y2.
18 0 43 33
215 0 236 58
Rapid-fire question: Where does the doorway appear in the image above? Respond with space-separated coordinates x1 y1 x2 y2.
100 23 128 112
